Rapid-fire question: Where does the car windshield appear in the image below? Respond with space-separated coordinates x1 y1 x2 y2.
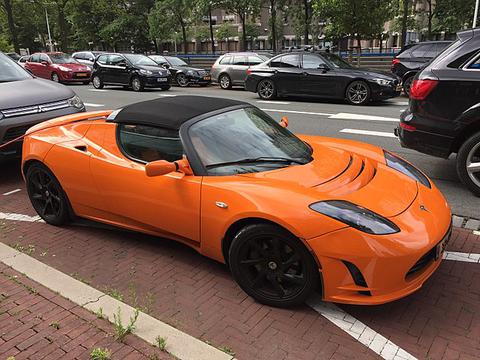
322 53 353 69
0 53 32 82
50 54 79 64
124 54 158 66
165 56 188 66
189 107 313 175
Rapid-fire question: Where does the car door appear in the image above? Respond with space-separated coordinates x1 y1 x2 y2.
230 55 249 84
108 54 130 85
300 53 337 97
89 122 201 242
25 53 40 75
270 54 302 95
38 54 51 79
95 54 109 81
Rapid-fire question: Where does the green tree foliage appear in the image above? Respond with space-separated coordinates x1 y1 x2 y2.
220 0 261 51
433 0 475 33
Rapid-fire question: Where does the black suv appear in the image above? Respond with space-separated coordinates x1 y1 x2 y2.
91 53 171 92
397 29 480 196
391 41 451 95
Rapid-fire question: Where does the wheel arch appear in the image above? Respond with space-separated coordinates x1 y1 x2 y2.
401 70 418 83
452 120 480 153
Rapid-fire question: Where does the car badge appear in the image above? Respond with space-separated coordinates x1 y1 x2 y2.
215 201 228 209
419 205 428 212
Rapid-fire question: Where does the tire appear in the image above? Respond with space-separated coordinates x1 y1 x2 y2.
403 76 414 97
26 163 71 226
92 75 104 89
82 80 90 85
257 79 276 100
219 74 232 90
51 72 60 83
228 223 319 307
456 131 480 196
345 80 370 105
131 76 144 92
176 73 189 87
161 85 171 91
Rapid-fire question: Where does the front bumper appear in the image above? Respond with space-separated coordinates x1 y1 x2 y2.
369 81 402 100
184 74 211 85
144 75 172 88
307 182 451 305
0 106 85 159
59 72 92 82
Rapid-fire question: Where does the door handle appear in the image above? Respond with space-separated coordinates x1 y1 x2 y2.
74 145 88 152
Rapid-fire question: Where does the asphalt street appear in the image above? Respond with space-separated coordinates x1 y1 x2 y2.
68 83 480 219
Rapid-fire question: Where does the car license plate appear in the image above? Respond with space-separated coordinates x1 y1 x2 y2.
396 84 402 92
76 73 87 77
157 78 167 82
435 227 452 260
203 76 211 81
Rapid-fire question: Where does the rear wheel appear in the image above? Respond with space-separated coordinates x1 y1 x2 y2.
92 75 104 89
228 223 319 307
176 73 189 87
257 79 276 100
403 76 414 96
457 132 480 196
346 80 370 105
51 72 60 83
26 163 71 226
219 74 232 89
131 76 144 92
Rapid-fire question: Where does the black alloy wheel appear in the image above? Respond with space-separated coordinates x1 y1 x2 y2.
346 80 370 105
26 163 71 226
229 224 319 307
92 75 104 89
219 74 232 89
257 79 276 100
176 73 189 87
457 131 480 196
131 76 144 92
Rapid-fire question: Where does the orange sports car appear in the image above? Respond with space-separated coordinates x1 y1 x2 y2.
21 96 452 307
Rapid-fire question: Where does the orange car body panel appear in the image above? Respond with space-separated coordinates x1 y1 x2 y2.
22 111 452 305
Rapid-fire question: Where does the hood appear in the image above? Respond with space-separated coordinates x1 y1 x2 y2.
347 68 397 80
0 78 75 110
241 139 417 217
51 63 90 72
137 65 169 75
177 65 206 72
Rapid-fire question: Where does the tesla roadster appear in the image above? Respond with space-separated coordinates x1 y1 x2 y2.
22 96 452 307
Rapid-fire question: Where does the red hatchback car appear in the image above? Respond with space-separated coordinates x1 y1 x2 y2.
25 52 91 84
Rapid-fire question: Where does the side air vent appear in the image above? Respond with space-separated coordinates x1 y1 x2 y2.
343 260 371 296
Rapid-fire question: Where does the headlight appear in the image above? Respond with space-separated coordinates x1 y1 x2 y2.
59 66 71 72
68 95 84 109
139 69 152 75
384 150 431 188
0 111 4 121
372 78 391 86
309 200 400 235
187 70 197 76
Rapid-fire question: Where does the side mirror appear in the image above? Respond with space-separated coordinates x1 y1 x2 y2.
41 60 49 65
117 61 127 68
162 63 170 69
318 63 330 73
279 116 289 128
145 158 193 177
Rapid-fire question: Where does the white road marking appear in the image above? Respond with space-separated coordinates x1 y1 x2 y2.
257 100 291 105
444 251 480 263
329 113 398 122
0 242 232 360
307 294 417 360
340 129 397 138
261 108 334 116
0 212 43 222
84 103 104 107
2 189 21 196
88 89 108 92
391 101 409 106
158 94 178 97
474 230 480 236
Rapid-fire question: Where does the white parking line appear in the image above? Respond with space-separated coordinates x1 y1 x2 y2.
444 251 480 263
88 89 108 92
391 101 409 106
307 294 417 360
257 100 291 105
0 212 43 222
330 113 398 122
158 94 178 97
261 108 334 116
340 129 397 138
84 103 105 107
2 189 21 196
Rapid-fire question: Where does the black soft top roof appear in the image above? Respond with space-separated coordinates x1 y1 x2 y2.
108 96 247 130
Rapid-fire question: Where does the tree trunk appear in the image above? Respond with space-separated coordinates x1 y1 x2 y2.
241 14 247 51
3 0 19 53
270 0 277 53
57 5 69 51
303 0 309 45
208 6 215 54
427 1 433 40
401 0 409 48
181 24 187 54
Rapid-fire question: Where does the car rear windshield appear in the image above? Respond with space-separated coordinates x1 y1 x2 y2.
50 54 79 64
124 54 158 66
0 53 32 82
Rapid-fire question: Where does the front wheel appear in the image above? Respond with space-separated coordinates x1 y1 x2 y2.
26 163 71 226
346 80 370 105
131 76 144 92
51 72 60 83
92 75 104 89
219 74 232 89
176 73 189 87
228 223 319 307
457 132 480 196
257 79 276 100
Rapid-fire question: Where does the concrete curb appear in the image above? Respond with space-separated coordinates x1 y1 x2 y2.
0 242 233 360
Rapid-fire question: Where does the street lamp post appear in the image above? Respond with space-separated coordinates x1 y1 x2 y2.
45 7 53 52
474 0 479 28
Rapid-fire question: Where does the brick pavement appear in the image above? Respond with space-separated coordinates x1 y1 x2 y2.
1 161 480 360
0 265 172 360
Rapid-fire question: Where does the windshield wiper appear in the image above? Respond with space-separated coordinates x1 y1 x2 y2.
206 156 308 169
